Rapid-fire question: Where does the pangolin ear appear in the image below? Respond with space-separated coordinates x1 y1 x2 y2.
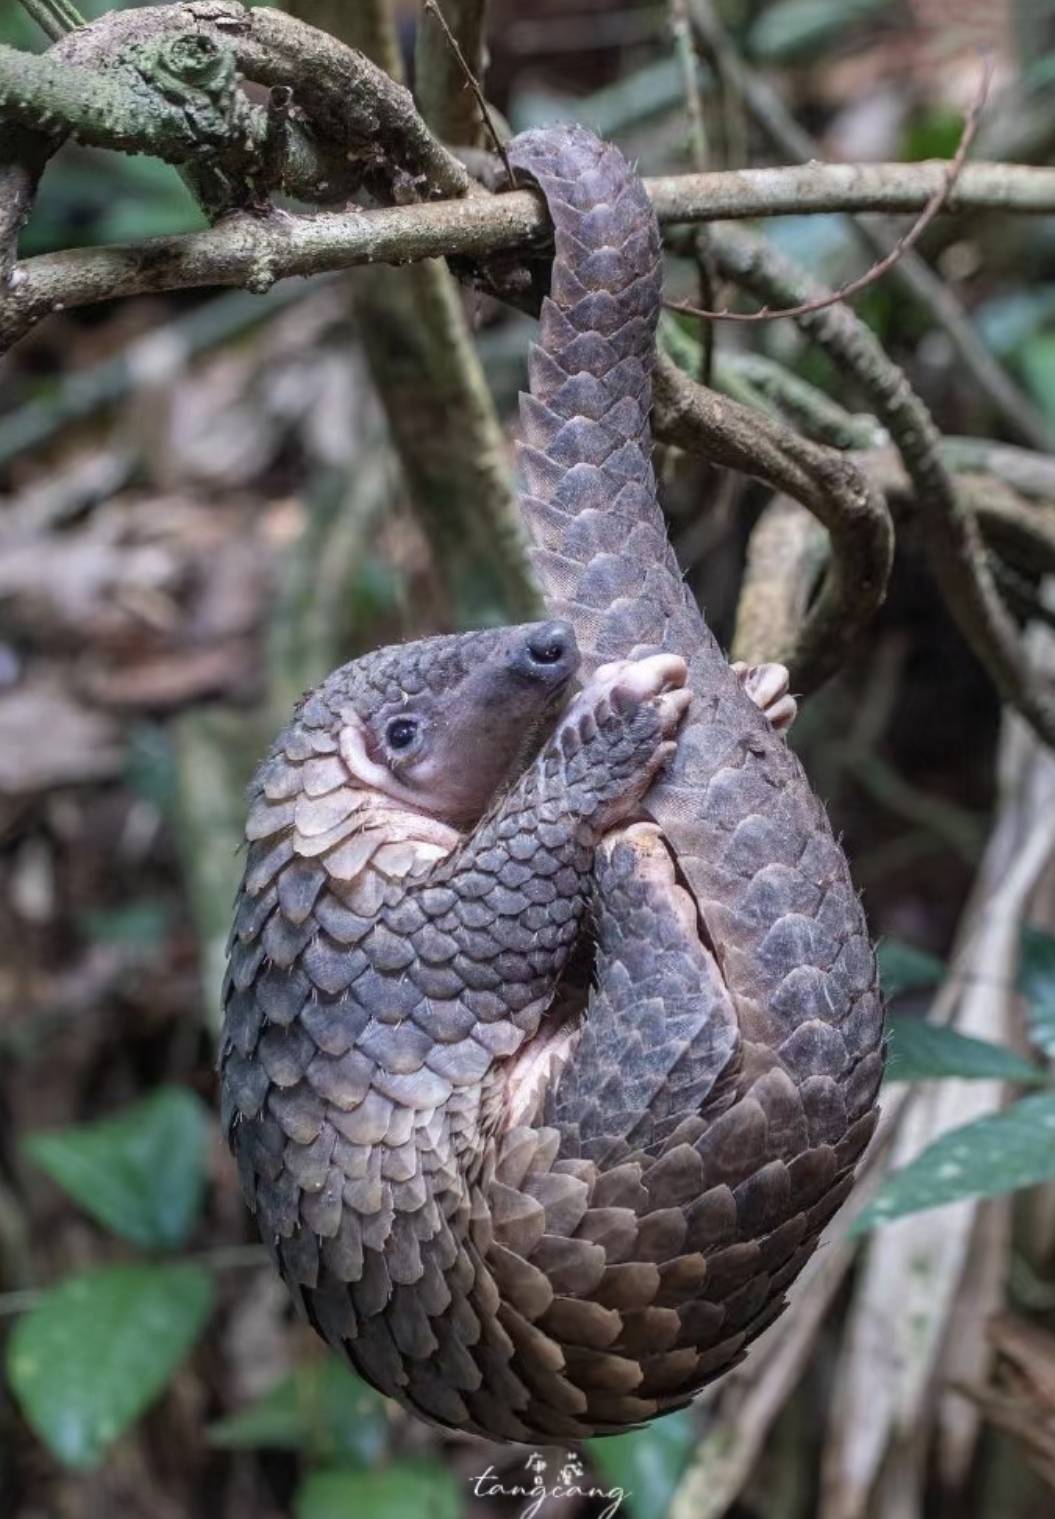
338 714 418 799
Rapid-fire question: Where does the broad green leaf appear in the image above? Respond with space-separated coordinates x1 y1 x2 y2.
589 1407 696 1519
886 1017 1044 1085
296 1463 462 1519
876 939 944 999
23 1087 208 1249
854 1094 1055 1233
208 1355 388 1463
1020 926 1055 1058
7 1263 212 1468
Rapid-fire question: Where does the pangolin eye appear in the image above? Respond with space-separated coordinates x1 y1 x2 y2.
385 716 419 751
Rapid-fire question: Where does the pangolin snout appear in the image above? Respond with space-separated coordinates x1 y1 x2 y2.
512 620 580 686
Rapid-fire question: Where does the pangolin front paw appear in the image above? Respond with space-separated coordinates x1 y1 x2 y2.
554 654 690 833
591 653 691 739
731 660 797 735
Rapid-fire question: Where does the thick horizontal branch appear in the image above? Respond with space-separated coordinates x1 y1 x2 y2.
646 160 1055 219
5 159 1055 352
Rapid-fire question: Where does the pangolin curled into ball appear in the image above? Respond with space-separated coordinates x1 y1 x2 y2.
220 124 885 1443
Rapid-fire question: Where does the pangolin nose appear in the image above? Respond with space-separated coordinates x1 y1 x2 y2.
524 621 578 676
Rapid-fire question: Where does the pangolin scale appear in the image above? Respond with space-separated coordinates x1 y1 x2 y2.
220 124 884 1443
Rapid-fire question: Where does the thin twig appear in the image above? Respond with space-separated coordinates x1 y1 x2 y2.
684 0 1054 450
667 58 991 325
18 0 83 43
669 0 708 170
422 0 516 187
668 0 717 381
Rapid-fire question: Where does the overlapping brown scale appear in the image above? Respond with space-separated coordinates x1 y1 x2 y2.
231 881 278 944
245 795 296 841
284 1125 336 1190
244 835 294 896
257 1022 315 1089
260 911 314 969
292 802 368 857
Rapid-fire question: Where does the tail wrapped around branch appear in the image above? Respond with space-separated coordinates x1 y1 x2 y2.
510 126 704 675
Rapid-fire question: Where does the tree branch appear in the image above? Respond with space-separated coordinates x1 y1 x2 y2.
5 159 1055 353
732 497 829 669
654 354 894 689
18 0 83 43
3 1 479 254
710 226 1055 746
335 0 536 624
644 160 1055 219
0 130 48 287
0 40 258 163
416 0 492 151
685 0 1055 452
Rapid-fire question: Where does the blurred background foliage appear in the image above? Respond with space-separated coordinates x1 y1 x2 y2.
4 1 1055 1517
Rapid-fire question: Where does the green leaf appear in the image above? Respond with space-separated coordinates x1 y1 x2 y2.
886 1017 1045 1085
876 938 944 999
1020 926 1055 1059
125 723 179 811
22 152 198 259
7 1263 213 1468
748 0 884 61
23 1087 208 1249
295 1463 462 1519
1020 333 1055 425
208 1355 388 1464
589 1407 696 1519
79 900 172 953
976 287 1055 358
854 1093 1055 1233
902 107 965 162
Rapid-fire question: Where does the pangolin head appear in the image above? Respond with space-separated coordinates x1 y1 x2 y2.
284 620 579 825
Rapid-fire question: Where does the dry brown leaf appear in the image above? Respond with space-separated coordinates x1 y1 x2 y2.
0 678 123 795
961 1315 1055 1492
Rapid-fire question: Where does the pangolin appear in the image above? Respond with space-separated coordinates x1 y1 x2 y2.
220 124 884 1442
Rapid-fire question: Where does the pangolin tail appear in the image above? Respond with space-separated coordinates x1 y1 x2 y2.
510 126 703 677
